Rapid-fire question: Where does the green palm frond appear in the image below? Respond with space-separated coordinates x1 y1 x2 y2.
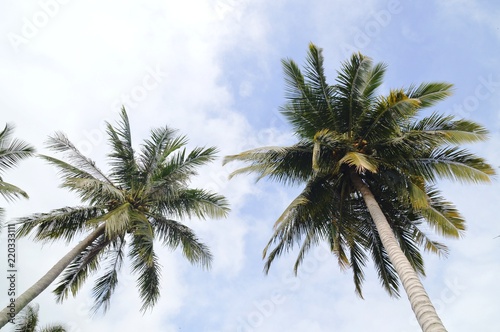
106 109 138 189
411 224 449 257
410 112 489 145
281 58 327 138
15 303 39 332
54 233 108 302
91 237 126 313
224 144 313 185
16 206 105 243
349 237 368 298
406 82 454 108
163 188 229 220
45 133 111 184
138 126 185 183
128 219 160 312
151 215 212 268
0 180 28 201
409 147 494 183
335 52 374 135
0 124 35 175
420 187 465 238
61 178 124 206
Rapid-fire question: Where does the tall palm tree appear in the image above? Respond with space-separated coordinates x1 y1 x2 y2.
0 108 229 327
224 44 494 332
14 303 66 332
0 124 35 224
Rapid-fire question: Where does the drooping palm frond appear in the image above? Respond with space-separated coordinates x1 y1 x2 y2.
334 52 375 136
0 180 28 201
90 236 126 313
151 215 212 268
128 218 160 312
54 232 109 302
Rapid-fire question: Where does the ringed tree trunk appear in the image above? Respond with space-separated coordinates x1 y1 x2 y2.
0 224 106 328
350 173 447 332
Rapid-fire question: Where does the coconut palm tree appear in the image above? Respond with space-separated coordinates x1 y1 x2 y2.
0 108 229 327
13 303 66 332
0 124 35 224
224 43 494 332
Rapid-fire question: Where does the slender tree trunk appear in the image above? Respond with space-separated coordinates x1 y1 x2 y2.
0 224 105 328
351 173 447 332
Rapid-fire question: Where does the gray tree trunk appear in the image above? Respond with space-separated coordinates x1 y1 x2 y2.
0 224 105 328
351 173 447 332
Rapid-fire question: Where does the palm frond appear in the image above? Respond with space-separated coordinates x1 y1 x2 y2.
406 82 453 108
16 206 105 243
0 180 28 201
0 124 35 175
420 187 465 238
91 237 126 313
161 188 229 220
128 218 160 312
339 151 378 173
15 303 39 332
138 126 185 184
61 178 124 206
224 144 313 185
54 233 109 302
45 133 111 184
410 112 489 145
152 215 212 269
335 52 374 135
408 147 495 183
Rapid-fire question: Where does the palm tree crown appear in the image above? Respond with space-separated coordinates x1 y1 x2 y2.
15 108 229 313
224 43 494 328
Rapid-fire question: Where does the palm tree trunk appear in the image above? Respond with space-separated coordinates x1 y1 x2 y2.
351 173 447 332
0 224 105 328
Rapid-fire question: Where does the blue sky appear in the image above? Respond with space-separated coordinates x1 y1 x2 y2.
1 1 499 331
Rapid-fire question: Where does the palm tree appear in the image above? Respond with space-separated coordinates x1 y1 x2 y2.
0 108 229 327
13 303 66 332
0 124 35 225
224 44 494 332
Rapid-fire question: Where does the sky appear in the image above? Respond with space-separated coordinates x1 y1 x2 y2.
0 0 499 331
